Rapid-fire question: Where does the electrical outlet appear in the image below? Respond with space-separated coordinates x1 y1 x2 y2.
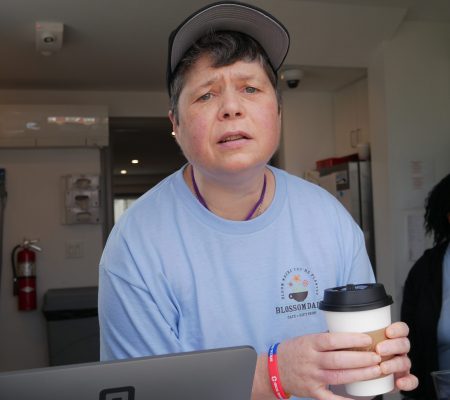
65 241 84 259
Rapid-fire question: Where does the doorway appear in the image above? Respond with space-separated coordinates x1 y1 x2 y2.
107 117 186 225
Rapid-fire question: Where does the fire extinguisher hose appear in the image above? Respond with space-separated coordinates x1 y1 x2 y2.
11 245 21 296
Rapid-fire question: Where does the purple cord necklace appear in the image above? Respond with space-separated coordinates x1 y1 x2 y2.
190 165 267 221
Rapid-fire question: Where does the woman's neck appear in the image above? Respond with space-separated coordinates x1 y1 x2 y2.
184 164 275 221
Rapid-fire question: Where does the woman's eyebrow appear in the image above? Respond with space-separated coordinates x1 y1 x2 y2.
193 75 219 91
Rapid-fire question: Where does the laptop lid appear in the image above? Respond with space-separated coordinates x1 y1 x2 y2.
0 345 257 400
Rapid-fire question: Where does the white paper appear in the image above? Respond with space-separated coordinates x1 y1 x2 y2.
406 211 426 263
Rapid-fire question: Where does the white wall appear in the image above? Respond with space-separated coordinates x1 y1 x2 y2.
369 21 450 321
281 91 335 177
0 148 102 371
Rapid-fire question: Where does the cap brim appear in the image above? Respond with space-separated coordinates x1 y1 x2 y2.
169 1 290 74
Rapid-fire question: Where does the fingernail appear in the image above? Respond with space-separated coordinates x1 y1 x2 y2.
372 365 382 375
380 363 389 375
373 354 381 363
362 335 372 345
377 344 387 355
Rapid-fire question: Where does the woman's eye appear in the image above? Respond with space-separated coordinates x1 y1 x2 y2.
245 86 257 94
198 93 212 101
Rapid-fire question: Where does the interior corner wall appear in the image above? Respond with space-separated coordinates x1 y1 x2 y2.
367 43 397 311
281 90 334 177
368 21 450 321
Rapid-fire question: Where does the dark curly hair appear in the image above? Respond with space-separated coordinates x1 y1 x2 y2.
424 173 450 245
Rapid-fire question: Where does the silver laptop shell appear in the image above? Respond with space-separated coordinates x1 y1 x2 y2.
0 345 256 400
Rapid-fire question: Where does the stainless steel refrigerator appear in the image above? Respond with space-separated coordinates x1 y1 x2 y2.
317 161 376 272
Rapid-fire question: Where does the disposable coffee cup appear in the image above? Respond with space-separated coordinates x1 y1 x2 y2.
319 283 394 397
431 370 450 400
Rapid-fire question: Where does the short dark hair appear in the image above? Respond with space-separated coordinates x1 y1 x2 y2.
424 173 450 245
169 31 281 123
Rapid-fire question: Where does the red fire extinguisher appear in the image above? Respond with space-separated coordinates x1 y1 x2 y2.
11 239 42 311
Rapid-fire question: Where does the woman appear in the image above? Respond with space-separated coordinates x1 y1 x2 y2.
401 173 450 399
99 2 417 399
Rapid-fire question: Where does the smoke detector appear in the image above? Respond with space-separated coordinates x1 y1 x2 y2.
35 22 64 56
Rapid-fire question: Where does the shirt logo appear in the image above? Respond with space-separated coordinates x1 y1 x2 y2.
276 267 320 320
286 273 309 302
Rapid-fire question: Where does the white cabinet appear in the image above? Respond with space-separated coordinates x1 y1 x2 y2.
333 78 369 157
0 105 108 148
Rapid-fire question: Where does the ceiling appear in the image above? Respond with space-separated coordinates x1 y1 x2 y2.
1 0 449 93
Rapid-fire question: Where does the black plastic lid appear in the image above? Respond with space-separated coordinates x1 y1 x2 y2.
318 283 393 312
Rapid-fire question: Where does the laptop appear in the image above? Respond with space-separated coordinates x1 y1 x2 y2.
0 345 257 400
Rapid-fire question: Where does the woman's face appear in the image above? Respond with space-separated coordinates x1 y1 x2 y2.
169 55 281 180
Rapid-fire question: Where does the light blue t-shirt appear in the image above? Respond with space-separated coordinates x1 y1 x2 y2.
438 243 450 370
99 166 374 399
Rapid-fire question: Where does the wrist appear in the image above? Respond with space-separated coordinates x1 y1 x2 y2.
268 343 291 399
252 353 277 400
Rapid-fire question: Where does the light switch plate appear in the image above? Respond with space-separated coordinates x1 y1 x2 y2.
65 241 84 259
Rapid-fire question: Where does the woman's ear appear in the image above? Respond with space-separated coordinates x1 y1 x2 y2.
168 110 177 130
168 110 179 143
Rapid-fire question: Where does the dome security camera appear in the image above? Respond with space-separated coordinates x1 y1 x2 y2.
281 68 304 89
41 32 57 44
35 22 64 56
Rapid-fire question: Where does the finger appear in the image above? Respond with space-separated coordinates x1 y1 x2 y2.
315 332 373 352
320 350 381 370
322 365 382 386
376 337 410 356
395 373 419 392
380 354 411 375
385 321 409 338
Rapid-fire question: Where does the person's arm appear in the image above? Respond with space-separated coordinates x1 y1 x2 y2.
251 323 417 400
251 353 275 400
400 262 420 374
98 228 183 360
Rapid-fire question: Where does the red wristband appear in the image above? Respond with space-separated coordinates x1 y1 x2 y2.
268 342 291 399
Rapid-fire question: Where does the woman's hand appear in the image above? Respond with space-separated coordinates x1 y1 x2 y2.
252 323 418 400
376 321 418 393
276 332 383 400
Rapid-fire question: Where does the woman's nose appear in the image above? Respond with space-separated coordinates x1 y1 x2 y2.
219 91 243 120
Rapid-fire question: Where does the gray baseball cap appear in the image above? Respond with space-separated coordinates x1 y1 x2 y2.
167 1 290 94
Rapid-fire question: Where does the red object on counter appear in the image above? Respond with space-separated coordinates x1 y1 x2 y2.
315 153 359 169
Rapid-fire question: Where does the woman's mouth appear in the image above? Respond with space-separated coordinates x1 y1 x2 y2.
218 132 250 144
220 134 246 143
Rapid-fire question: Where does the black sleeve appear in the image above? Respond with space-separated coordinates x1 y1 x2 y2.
400 249 440 400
